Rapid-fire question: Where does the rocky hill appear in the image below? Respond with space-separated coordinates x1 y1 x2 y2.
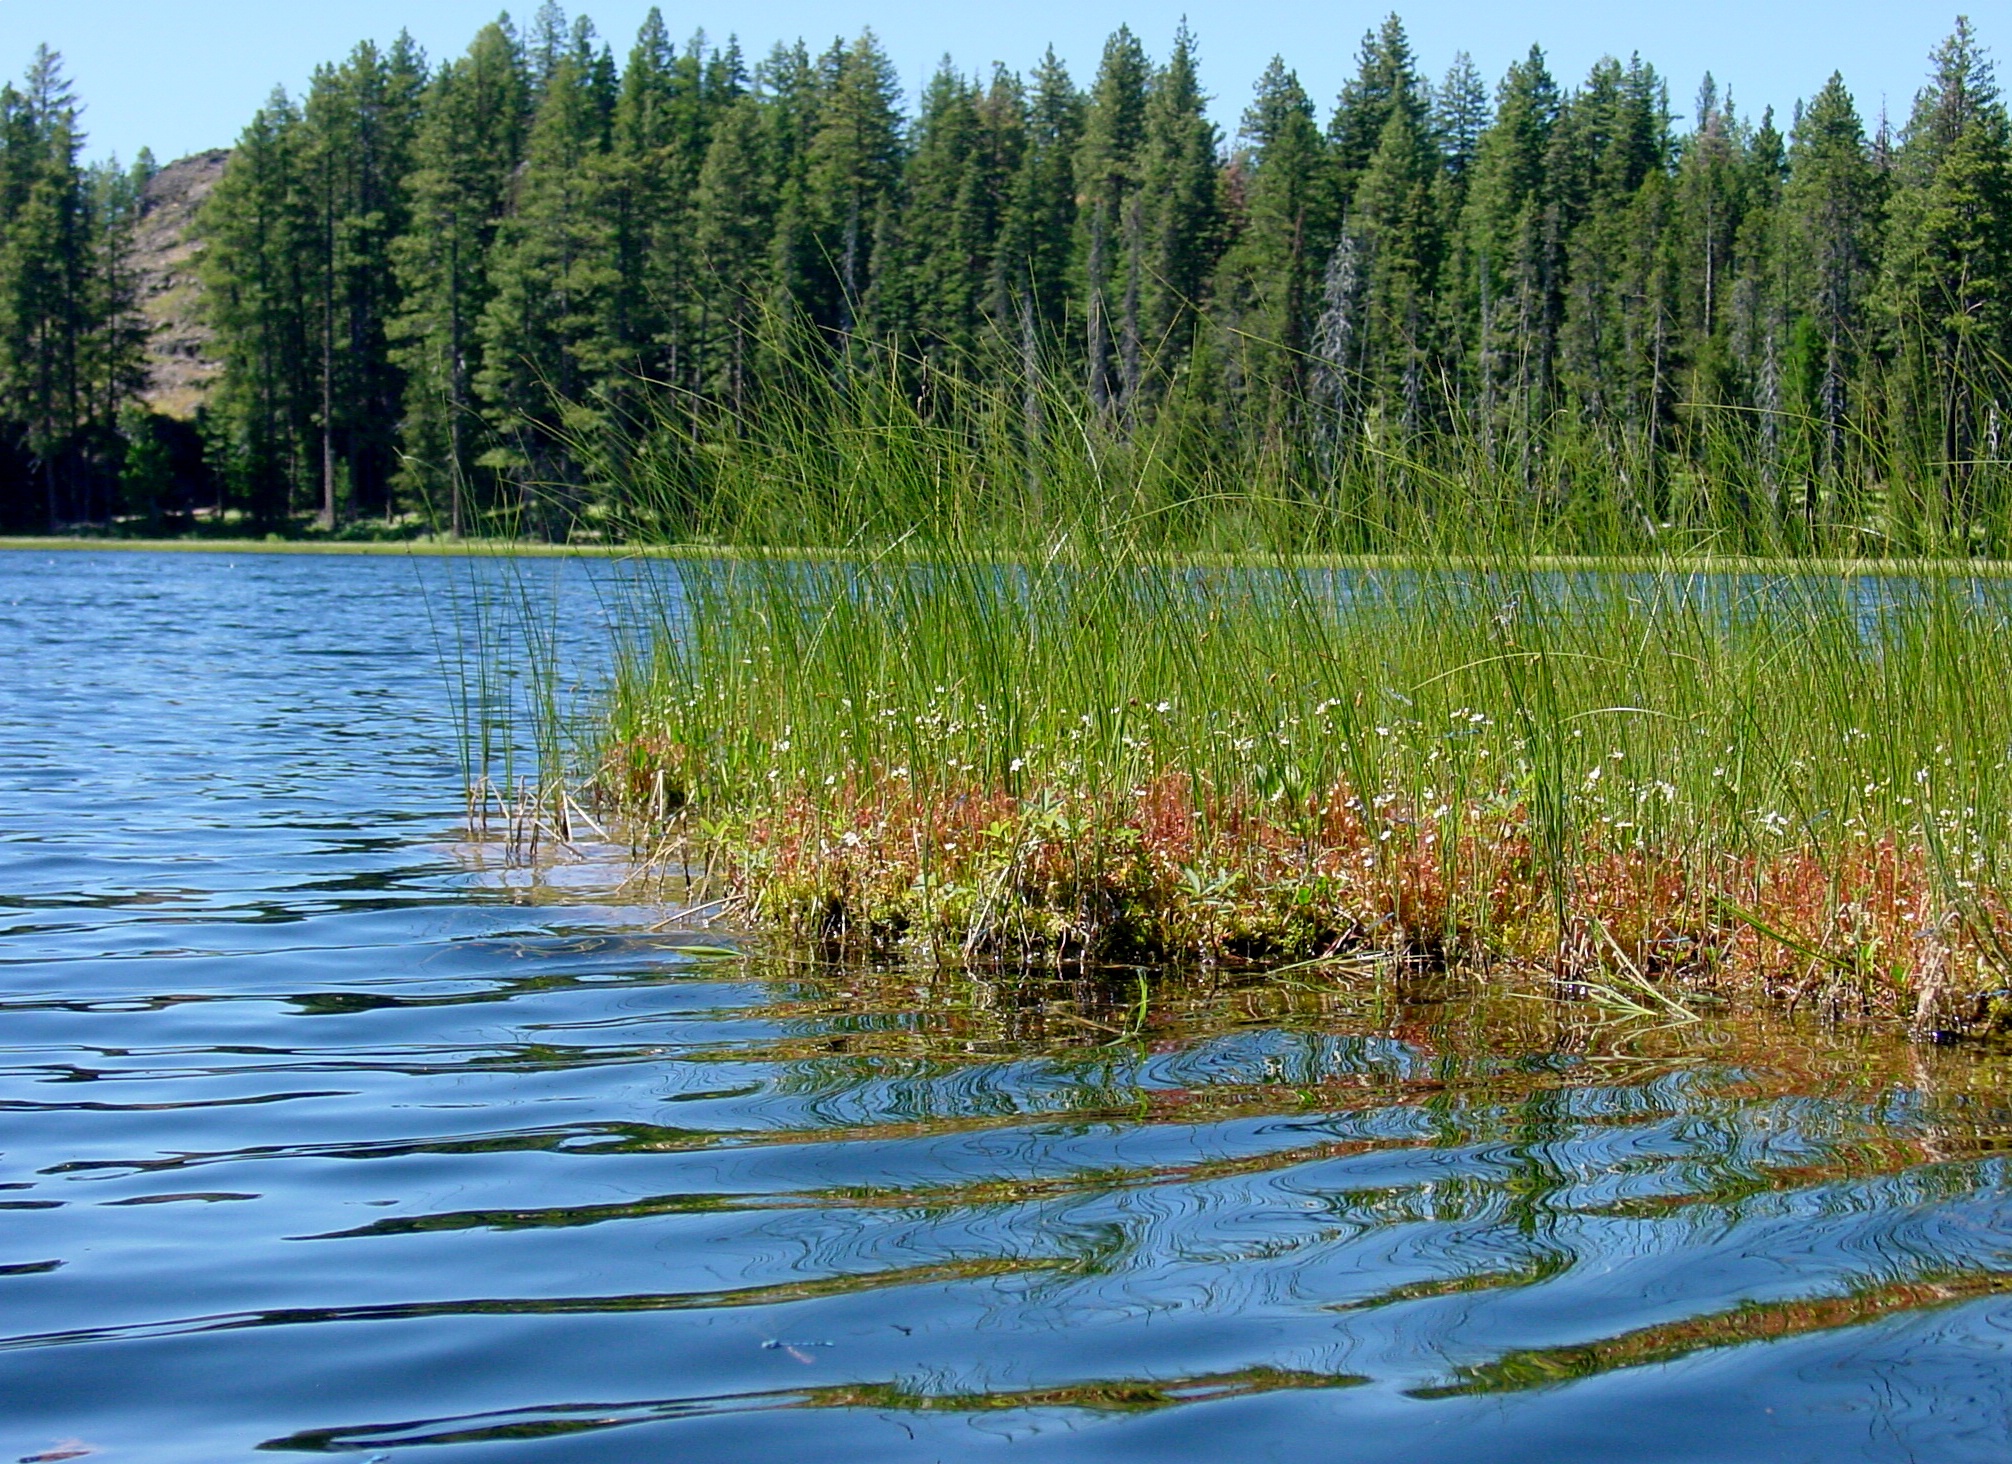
131 149 227 420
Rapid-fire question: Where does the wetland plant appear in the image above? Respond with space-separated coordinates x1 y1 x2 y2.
580 344 2012 1035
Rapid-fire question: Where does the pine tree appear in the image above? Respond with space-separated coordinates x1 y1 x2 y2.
296 36 426 527
528 2 571 94
604 8 680 386
1555 56 1672 440
1216 58 1335 419
1728 106 1788 502
892 62 1027 357
1353 98 1443 431
476 28 620 514
1881 17 2012 530
1136 24 1222 385
1674 75 1749 408
607 15 738 397
1330 14 1429 208
693 91 776 410
798 32 905 335
1077 27 1151 410
1434 53 1490 191
81 156 152 512
200 87 318 524
759 40 823 318
971 67 1031 332
1783 73 1881 488
1457 47 1562 460
0 51 148 529
997 48 1080 336
898 62 986 358
1614 62 1680 463
392 20 529 534
0 54 89 526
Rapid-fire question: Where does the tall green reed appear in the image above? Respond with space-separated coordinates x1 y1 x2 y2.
539 323 2012 1003
567 306 2010 562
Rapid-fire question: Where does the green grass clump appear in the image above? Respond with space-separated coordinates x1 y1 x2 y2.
584 349 2012 1031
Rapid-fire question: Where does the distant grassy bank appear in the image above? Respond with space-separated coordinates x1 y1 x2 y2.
14 535 2012 581
0 535 613 557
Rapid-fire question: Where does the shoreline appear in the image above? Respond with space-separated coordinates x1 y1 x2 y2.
0 536 646 558
10 535 2012 577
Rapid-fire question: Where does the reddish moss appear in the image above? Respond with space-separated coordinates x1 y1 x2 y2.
605 748 2007 1029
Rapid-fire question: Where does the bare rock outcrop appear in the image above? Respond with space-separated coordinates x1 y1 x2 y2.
131 149 228 420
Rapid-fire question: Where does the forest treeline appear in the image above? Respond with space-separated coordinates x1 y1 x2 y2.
4 8 2012 549
0 51 153 532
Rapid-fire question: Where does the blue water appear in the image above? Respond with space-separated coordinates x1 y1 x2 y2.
1 548 2008 1463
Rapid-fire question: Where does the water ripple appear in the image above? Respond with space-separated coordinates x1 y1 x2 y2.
3 550 2009 1463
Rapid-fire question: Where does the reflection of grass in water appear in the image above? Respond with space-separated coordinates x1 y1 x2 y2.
239 954 2008 1452
305 1138 1431 1241
822 1365 1367 1413
1331 1256 1571 1311
23 1257 1056 1353
260 1365 1367 1452
717 958 2012 1117
1408 1268 2012 1398
295 961 2007 1365
259 1275 2012 1447
1575 1146 1987 1222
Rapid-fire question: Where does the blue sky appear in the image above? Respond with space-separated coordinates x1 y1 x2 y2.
0 0 1981 166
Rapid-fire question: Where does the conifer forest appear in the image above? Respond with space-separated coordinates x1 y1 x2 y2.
3 8 2012 552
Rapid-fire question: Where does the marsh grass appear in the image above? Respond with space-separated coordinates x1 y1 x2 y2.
424 548 650 872
570 336 2012 1032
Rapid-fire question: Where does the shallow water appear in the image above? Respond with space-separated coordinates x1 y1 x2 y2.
2 548 2009 1464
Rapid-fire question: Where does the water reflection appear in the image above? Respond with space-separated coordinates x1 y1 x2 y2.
260 1365 1368 1453
1410 1267 2012 1398
2 550 2009 1463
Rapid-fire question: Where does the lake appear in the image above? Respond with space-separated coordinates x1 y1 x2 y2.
1 547 2008 1463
